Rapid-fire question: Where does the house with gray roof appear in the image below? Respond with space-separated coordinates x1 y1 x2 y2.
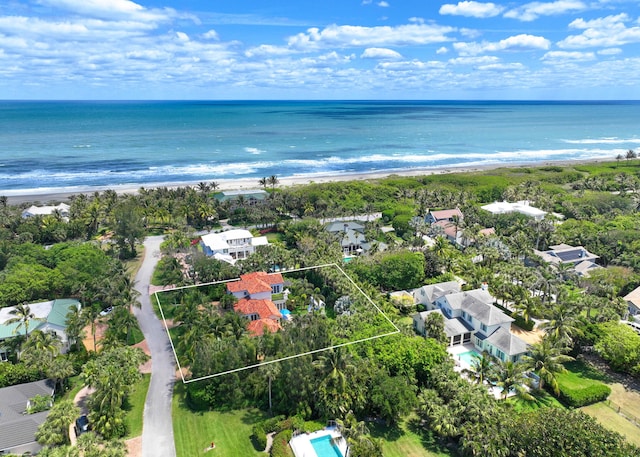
413 284 529 363
325 220 386 257
534 243 601 277
0 379 55 455
214 189 268 204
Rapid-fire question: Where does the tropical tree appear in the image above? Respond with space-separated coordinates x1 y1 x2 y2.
539 305 583 348
313 347 356 418
6 302 36 341
492 359 533 400
35 399 79 446
268 175 279 189
259 359 281 416
522 338 573 394
463 351 496 385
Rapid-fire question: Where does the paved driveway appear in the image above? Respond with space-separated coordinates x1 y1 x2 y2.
134 236 177 457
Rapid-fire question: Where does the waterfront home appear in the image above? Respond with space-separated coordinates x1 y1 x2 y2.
0 379 55 455
624 285 640 319
326 221 368 257
21 203 70 220
200 229 269 263
481 200 546 220
214 189 268 205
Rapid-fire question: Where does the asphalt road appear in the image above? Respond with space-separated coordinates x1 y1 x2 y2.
134 235 177 457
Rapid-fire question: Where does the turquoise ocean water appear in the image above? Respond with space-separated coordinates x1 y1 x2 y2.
1 100 639 194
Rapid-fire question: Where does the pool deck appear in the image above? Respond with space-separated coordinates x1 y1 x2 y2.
289 427 347 457
448 344 478 371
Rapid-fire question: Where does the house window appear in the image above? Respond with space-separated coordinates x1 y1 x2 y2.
461 311 467 320
475 337 483 348
480 323 488 333
0 351 8 362
496 349 505 361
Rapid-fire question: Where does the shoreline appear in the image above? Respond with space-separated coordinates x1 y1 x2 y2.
4 157 614 205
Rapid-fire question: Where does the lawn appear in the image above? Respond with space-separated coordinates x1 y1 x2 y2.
369 416 451 457
125 374 151 438
172 386 267 457
556 360 610 391
581 402 640 447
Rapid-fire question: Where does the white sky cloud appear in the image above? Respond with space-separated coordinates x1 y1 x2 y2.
377 1 390 7
542 50 596 62
287 23 456 50
361 47 402 59
558 13 640 48
597 47 622 55
439 2 505 18
454 34 551 55
202 29 219 40
37 0 174 23
504 0 587 22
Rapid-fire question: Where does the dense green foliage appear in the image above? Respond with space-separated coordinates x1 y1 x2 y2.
594 322 640 375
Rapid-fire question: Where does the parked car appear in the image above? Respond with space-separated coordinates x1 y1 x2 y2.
99 306 113 316
75 415 89 436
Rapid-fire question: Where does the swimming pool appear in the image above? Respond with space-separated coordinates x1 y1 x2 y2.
310 435 344 457
456 349 482 366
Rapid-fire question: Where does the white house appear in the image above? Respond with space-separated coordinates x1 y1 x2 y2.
0 299 80 361
200 229 268 263
413 283 528 363
481 200 546 220
21 203 70 220
624 285 640 318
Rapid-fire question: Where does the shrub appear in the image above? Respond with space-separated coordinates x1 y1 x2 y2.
557 383 611 407
512 314 535 331
270 429 293 457
252 424 267 451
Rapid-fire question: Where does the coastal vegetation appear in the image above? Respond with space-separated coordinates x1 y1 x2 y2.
2 158 640 455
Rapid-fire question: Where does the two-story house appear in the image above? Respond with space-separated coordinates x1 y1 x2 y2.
226 272 285 336
413 283 528 363
200 229 269 263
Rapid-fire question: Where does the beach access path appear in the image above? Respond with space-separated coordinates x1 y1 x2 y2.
134 235 177 457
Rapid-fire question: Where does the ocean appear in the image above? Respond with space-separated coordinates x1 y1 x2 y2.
1 100 639 195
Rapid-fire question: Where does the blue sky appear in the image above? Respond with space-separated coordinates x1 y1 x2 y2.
1 0 640 99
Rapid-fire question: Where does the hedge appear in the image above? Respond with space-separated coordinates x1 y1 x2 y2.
270 429 293 457
557 383 611 408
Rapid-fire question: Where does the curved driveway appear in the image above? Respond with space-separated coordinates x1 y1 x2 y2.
134 236 177 457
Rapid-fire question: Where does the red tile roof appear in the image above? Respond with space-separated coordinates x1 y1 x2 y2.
247 318 282 336
234 298 281 320
226 271 284 295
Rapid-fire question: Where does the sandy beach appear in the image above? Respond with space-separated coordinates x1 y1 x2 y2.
4 158 609 206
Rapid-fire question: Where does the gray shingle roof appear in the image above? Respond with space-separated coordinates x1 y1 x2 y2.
485 327 528 356
0 379 54 452
326 221 365 234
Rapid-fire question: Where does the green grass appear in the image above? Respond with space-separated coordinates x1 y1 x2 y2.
265 232 284 243
581 402 640 447
60 375 84 402
507 390 564 412
369 415 451 457
172 386 267 457
125 374 151 438
556 360 610 389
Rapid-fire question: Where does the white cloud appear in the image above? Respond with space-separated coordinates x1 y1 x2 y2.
439 1 504 18
454 34 551 56
361 47 402 59
37 0 173 23
476 62 526 70
287 23 456 50
436 46 449 54
449 55 500 65
202 29 219 40
558 13 640 48
504 0 587 22
598 48 622 55
542 50 596 62
377 1 390 7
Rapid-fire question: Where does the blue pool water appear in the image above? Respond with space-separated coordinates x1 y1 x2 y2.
457 350 482 366
310 435 343 457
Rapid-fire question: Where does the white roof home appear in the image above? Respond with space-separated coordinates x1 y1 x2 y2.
481 200 546 220
200 229 268 264
624 285 640 317
21 203 70 219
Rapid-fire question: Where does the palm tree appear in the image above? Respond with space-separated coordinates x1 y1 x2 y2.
463 351 495 385
522 338 573 395
35 399 79 446
6 303 36 341
259 359 281 416
313 347 355 417
47 356 75 394
258 177 268 189
268 175 279 189
539 305 582 348
492 359 533 400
